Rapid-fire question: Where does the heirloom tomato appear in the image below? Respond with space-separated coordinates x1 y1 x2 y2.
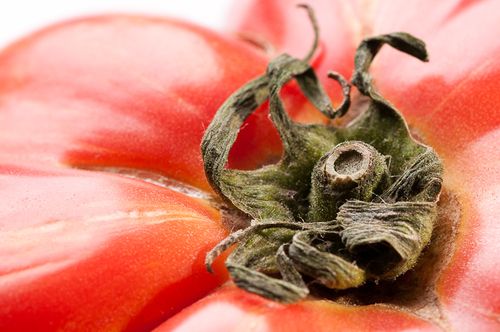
0 0 499 331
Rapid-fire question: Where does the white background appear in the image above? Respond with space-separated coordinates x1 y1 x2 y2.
0 0 233 48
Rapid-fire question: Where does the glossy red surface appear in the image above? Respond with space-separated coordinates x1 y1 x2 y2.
155 286 440 332
2 1 499 330
0 164 228 331
0 15 282 190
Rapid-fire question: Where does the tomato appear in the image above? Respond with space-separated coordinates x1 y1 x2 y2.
154 0 499 331
1 0 499 331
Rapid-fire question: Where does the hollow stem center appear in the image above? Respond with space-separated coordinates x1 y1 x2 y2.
324 142 378 189
333 150 364 175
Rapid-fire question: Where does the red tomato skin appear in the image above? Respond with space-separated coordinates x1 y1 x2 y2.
154 285 440 332
0 164 230 331
0 15 286 191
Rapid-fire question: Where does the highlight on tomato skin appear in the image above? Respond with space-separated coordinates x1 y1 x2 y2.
0 14 310 192
223 0 500 330
0 163 231 331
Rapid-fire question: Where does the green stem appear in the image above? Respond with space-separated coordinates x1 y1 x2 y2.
308 141 389 222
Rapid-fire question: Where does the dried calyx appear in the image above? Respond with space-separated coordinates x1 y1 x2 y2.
201 6 443 303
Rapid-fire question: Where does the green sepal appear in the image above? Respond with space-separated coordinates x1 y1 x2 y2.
202 28 443 303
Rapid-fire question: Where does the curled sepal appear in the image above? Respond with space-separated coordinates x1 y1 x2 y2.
276 244 308 289
226 262 309 303
297 3 319 62
267 55 351 123
225 226 309 303
338 200 436 279
205 220 308 273
326 71 351 117
289 230 366 289
352 32 428 101
381 148 443 203
201 74 269 205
